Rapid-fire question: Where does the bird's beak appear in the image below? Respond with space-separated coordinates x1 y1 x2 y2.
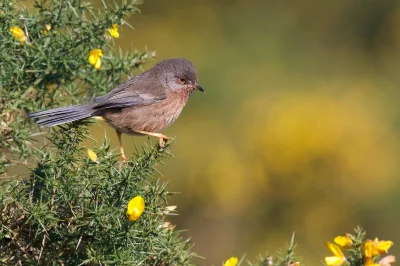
195 84 205 92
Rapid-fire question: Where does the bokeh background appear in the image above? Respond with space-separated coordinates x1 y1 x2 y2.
90 0 400 265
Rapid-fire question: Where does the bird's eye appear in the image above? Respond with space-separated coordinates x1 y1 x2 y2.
177 77 186 84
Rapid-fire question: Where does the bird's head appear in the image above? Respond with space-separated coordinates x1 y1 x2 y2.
155 58 204 93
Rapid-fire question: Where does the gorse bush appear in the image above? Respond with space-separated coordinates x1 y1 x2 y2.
0 0 396 265
1 123 195 264
0 0 153 168
0 0 195 264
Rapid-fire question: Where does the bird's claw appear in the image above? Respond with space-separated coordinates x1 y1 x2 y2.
158 136 169 148
118 154 127 168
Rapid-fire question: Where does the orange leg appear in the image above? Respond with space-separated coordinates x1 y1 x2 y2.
116 130 127 162
135 130 170 147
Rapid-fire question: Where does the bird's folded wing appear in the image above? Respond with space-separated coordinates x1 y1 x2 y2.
94 91 166 109
92 77 167 110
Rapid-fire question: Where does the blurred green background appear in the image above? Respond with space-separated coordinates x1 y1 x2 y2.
89 0 400 264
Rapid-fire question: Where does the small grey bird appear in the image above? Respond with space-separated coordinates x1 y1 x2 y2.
28 58 204 161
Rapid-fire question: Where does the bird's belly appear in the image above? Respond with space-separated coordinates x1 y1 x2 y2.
103 100 185 134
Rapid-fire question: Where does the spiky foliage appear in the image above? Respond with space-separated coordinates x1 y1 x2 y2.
247 233 300 266
0 0 195 264
0 0 152 172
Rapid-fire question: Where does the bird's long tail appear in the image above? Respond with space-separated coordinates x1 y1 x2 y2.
27 103 97 127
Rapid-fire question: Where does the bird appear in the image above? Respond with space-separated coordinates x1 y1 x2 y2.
28 58 204 161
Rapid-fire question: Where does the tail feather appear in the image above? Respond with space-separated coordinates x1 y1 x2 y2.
35 107 92 123
36 112 92 127
27 104 86 118
28 103 96 127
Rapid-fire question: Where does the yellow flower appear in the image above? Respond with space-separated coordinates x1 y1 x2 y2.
363 238 394 258
88 48 103 69
107 24 119 38
126 196 145 221
373 238 393 254
334 235 353 249
40 24 52 35
223 257 238 266
10 26 27 43
87 148 98 163
364 240 378 258
325 242 346 266
364 258 379 266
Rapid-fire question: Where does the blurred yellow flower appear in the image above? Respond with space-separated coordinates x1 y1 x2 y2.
126 196 145 221
334 235 353 249
223 257 238 266
363 240 378 258
87 148 98 163
10 26 27 43
107 24 119 38
88 48 103 69
364 257 379 266
363 238 393 258
325 242 346 266
373 238 393 254
40 24 52 35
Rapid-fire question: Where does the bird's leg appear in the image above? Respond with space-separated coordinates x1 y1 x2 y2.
135 130 170 147
116 130 127 162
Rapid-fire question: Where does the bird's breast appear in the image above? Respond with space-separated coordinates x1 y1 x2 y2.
103 94 187 134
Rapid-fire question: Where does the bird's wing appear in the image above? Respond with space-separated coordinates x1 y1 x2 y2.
92 73 167 110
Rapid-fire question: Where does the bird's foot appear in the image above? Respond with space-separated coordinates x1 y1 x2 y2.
118 154 128 168
135 130 170 148
116 130 127 165
158 135 170 148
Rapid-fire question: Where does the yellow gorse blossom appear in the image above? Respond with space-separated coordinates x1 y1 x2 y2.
364 257 379 266
126 196 145 221
363 240 378 258
40 24 52 35
107 24 119 38
88 48 103 69
334 235 353 249
87 148 98 163
10 26 27 43
223 257 238 266
372 238 393 254
325 242 346 266
363 238 393 258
